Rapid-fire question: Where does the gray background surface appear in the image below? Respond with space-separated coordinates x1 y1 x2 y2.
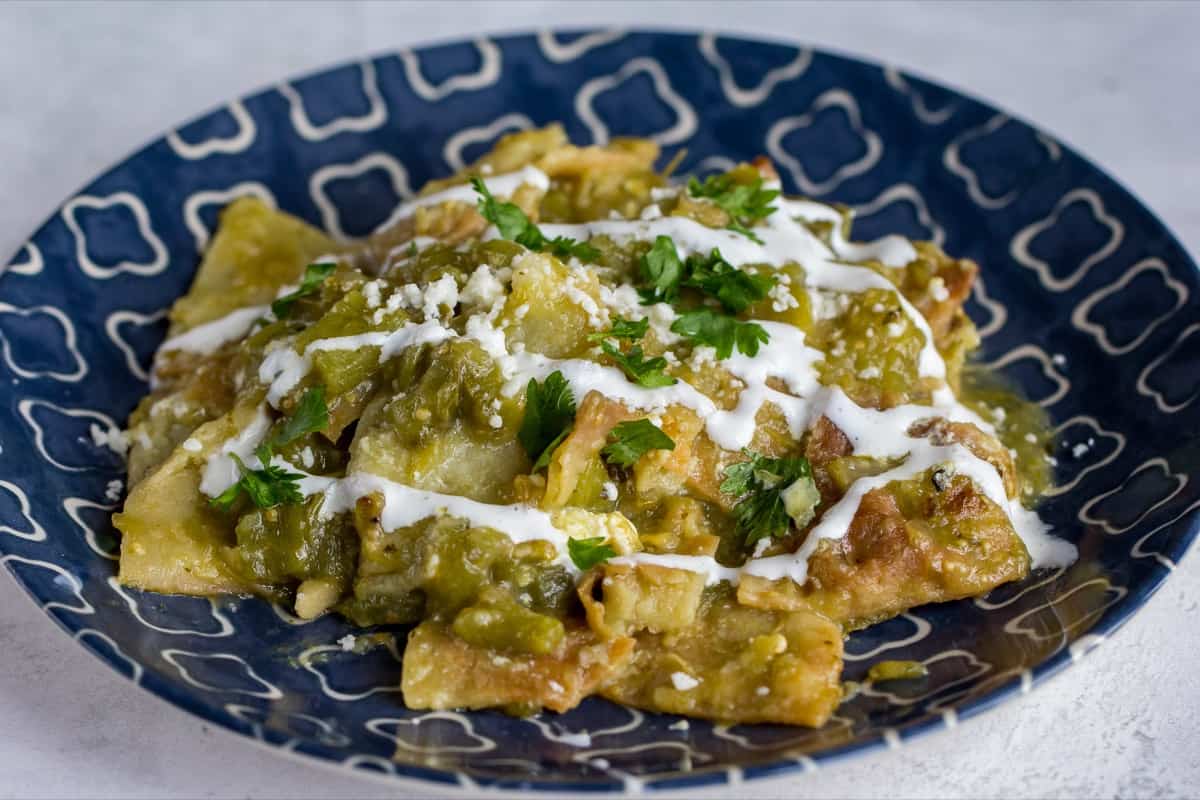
1 2 1197 798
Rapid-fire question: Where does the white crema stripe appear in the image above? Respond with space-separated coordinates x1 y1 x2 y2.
158 305 268 356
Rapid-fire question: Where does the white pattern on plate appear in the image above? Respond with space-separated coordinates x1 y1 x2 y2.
698 33 810 107
63 192 169 280
63 497 116 559
278 61 387 141
575 57 698 146
167 100 257 160
309 152 414 240
442 112 535 172
107 577 235 638
0 302 87 382
1071 257 1187 355
537 29 626 62
766 89 883 195
0 480 47 542
104 308 167 382
162 649 283 699
399 39 501 101
182 182 276 252
1010 188 1123 291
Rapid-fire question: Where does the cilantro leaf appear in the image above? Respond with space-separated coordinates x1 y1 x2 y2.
272 261 337 319
567 536 617 570
471 177 597 263
602 419 675 468
548 235 601 263
472 176 532 241
270 386 329 450
727 221 763 244
688 173 780 242
638 235 685 303
670 308 769 359
209 453 304 511
720 450 813 545
682 249 776 313
600 340 676 388
209 482 243 511
588 316 649 343
519 370 576 471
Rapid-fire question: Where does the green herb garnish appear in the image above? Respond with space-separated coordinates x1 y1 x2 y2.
269 386 329 450
631 236 774 360
682 249 776 313
567 536 617 570
209 453 304 511
670 308 769 359
600 340 676 388
588 316 649 343
546 235 602 263
601 419 676 468
688 173 780 243
720 450 814 546
518 370 577 471
638 235 685 304
471 177 599 262
272 261 337 319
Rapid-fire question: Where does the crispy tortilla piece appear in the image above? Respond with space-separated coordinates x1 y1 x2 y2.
579 563 707 638
402 621 635 713
737 472 1030 629
601 589 844 727
168 197 339 334
115 398 265 595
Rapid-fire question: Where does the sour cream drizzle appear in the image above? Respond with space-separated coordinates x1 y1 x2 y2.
158 305 268 357
191 167 1076 586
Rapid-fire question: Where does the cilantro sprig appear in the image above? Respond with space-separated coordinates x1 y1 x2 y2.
720 450 814 546
272 262 337 319
209 388 329 512
589 311 675 387
600 340 676 388
634 237 775 359
567 536 617 570
681 249 776 313
601 419 675 468
519 370 576 471
688 173 780 243
638 235 685 304
670 309 769 359
270 386 329 449
210 453 304 511
588 316 649 343
471 177 599 262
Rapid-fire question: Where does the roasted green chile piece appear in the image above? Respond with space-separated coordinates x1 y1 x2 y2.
222 495 358 593
347 510 576 631
452 587 567 656
384 339 510 443
294 289 408 398
812 287 926 408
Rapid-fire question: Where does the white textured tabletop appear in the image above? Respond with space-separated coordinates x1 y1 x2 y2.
1 2 1197 798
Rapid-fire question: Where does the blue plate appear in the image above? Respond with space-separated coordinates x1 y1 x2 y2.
1 29 1197 793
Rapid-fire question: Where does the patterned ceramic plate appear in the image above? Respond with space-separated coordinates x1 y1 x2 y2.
1 29 1197 793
